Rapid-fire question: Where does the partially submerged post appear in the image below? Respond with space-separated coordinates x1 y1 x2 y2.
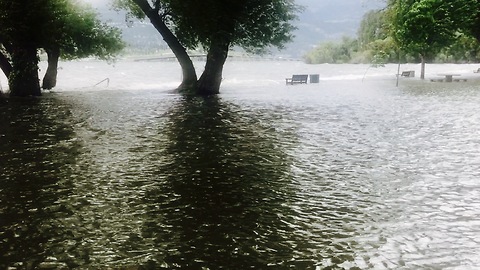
396 50 401 87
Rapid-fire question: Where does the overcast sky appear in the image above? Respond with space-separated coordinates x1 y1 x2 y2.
80 0 109 8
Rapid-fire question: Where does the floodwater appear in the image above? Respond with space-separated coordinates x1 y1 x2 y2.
1 61 480 269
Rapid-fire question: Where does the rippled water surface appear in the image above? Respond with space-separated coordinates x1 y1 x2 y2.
1 62 480 269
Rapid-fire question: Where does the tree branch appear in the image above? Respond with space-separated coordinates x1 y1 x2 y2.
154 0 161 13
0 45 12 78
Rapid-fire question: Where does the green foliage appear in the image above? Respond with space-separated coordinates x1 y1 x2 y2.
172 0 299 53
115 0 299 54
304 2 480 65
436 33 480 63
0 0 124 95
58 1 125 60
392 0 479 57
113 0 146 19
365 37 399 63
0 0 124 61
303 42 337 64
303 37 360 64
305 8 399 65
357 9 389 49
0 0 53 46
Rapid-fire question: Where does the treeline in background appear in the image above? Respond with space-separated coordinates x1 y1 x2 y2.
304 9 480 64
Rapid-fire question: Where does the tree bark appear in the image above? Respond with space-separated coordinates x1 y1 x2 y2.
132 0 197 91
0 50 12 78
9 45 41 97
197 41 230 95
42 47 60 90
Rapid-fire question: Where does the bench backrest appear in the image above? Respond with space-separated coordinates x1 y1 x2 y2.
292 74 308 81
401 70 415 77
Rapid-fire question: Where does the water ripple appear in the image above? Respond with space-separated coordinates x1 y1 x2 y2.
1 79 480 269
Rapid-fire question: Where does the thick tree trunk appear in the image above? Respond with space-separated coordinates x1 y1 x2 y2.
9 45 41 97
42 47 60 90
197 41 230 95
132 0 197 91
0 51 12 78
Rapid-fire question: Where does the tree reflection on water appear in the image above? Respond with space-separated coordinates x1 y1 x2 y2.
0 93 360 269
140 96 307 269
0 97 81 268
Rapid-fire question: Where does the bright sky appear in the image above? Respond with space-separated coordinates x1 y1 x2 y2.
79 0 108 8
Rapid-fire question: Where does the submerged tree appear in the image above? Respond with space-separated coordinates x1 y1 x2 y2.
390 0 479 79
0 0 124 96
115 0 299 95
41 1 124 90
0 0 48 96
115 0 198 91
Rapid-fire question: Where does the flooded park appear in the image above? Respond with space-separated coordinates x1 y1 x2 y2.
1 60 480 269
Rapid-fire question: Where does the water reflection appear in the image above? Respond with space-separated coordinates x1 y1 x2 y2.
0 97 81 269
2 81 479 268
141 96 305 269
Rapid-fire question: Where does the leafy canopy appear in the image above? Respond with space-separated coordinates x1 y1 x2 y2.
0 0 124 60
392 0 479 57
58 1 125 60
115 0 299 54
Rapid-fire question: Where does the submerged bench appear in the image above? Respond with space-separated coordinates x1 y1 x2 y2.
400 70 415 77
286 74 308 85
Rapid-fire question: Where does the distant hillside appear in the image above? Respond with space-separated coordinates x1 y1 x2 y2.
91 0 385 58
287 0 385 57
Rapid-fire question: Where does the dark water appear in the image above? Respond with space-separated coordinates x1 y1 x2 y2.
1 79 480 269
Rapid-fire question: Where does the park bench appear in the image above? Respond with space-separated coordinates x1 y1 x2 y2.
286 74 308 85
400 70 415 77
